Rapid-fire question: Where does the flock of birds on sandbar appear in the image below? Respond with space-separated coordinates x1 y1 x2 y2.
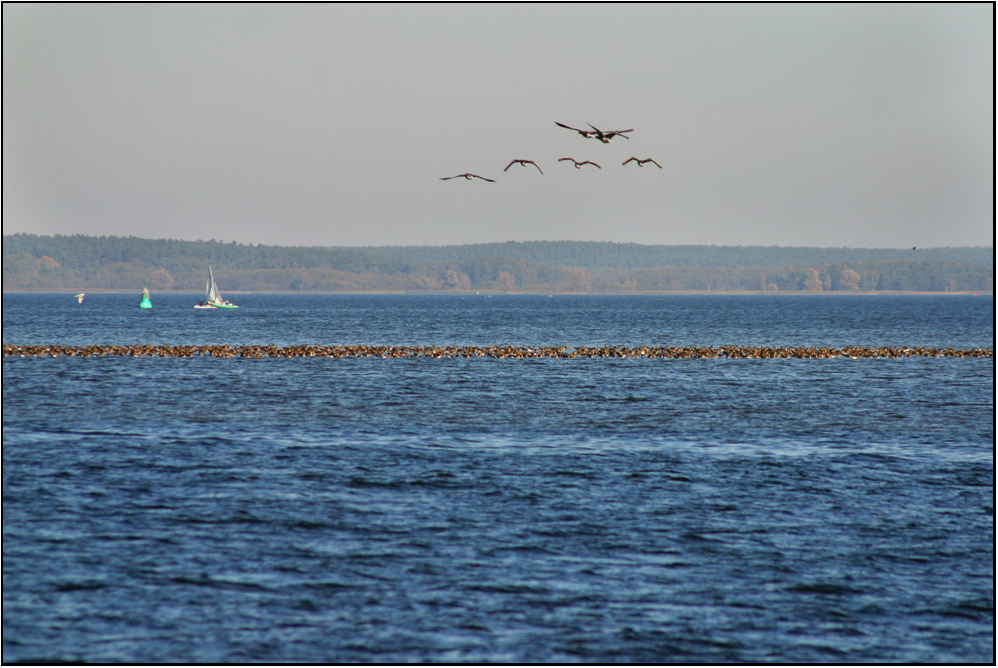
440 121 662 183
4 344 992 359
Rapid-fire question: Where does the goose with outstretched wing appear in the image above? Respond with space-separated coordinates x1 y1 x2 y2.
587 123 633 143
558 157 601 169
440 173 496 182
555 122 599 140
623 157 662 168
504 160 543 174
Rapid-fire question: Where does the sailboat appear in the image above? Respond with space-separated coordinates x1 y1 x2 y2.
194 266 238 309
75 293 85 304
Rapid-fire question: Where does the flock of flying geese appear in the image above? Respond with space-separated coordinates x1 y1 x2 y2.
440 121 661 182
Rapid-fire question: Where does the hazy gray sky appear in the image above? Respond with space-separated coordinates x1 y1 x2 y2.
3 3 993 248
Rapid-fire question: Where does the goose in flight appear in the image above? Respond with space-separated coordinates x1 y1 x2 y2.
558 157 601 169
440 173 496 182
555 122 599 139
623 157 662 168
504 159 543 174
587 123 633 143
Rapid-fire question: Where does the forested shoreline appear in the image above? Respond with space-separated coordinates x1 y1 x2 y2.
3 234 992 293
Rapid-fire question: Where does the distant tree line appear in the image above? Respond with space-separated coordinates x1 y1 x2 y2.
346 240 994 269
3 234 992 292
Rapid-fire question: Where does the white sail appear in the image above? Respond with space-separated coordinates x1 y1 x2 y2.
199 266 237 308
206 266 221 304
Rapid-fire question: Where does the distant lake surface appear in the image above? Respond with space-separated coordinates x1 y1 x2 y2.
3 293 994 663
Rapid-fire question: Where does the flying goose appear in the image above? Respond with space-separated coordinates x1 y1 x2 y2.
622 157 662 168
440 173 496 182
558 157 601 169
504 159 543 174
587 123 633 143
555 122 599 139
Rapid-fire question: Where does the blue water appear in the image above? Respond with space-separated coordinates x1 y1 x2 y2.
3 293 994 663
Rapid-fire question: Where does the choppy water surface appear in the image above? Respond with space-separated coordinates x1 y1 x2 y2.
3 293 994 663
